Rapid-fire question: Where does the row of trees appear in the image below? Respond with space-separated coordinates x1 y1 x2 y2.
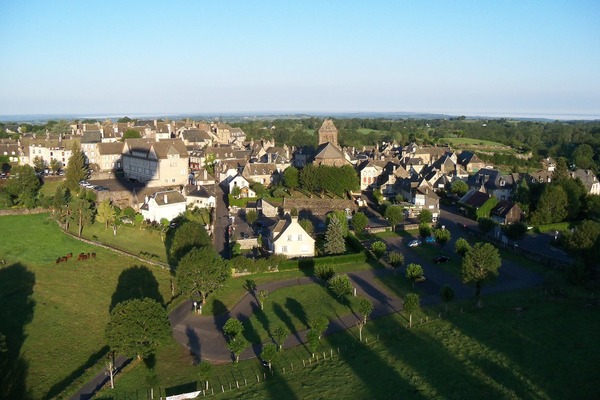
282 164 359 197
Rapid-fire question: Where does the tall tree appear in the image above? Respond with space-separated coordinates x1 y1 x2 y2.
105 298 171 360
440 285 455 313
168 220 211 263
530 185 568 225
308 314 329 340
461 242 501 308
65 143 88 193
261 343 278 370
176 247 230 304
272 325 288 351
433 228 451 248
306 329 320 357
356 296 374 342
50 119 71 136
32 156 46 173
223 318 244 341
228 337 247 363
282 166 299 190
351 211 368 234
403 293 420 328
417 209 432 224
327 210 349 237
70 193 94 237
405 263 424 289
96 199 116 230
300 164 318 192
387 251 405 275
384 205 405 231
324 215 346 255
4 164 40 208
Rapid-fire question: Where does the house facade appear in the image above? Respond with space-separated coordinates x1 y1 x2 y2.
140 190 187 222
269 216 315 258
122 139 189 187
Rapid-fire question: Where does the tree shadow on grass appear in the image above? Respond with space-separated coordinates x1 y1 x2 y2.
109 265 164 312
0 263 35 400
273 303 301 344
285 298 308 328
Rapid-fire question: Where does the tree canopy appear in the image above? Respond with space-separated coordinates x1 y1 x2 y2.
461 242 501 308
176 247 230 303
105 298 171 360
65 143 88 193
324 215 346 255
168 220 211 264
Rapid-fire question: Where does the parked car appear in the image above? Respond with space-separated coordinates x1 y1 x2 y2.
425 236 436 244
433 255 450 263
408 240 422 248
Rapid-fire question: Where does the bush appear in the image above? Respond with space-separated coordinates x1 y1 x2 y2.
478 217 497 233
279 252 368 271
503 222 528 240
371 241 387 258
418 223 432 238
123 206 136 218
315 265 335 281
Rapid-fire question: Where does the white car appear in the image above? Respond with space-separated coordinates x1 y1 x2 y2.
408 240 422 248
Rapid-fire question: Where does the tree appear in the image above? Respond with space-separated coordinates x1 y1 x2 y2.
531 185 568 225
450 180 469 197
478 217 497 234
4 164 40 208
403 293 420 328
105 298 171 360
197 362 212 390
168 220 211 263
230 186 241 198
356 296 374 342
176 247 230 304
417 209 432 224
440 285 454 313
246 210 258 225
65 143 88 193
572 143 596 170
324 215 346 255
96 199 116 230
405 263 424 289
371 241 387 259
258 290 269 310
261 343 278 370
70 193 94 237
503 222 528 240
329 275 353 299
564 220 600 269
433 228 451 248
418 223 432 239
300 164 318 192
351 212 368 234
327 210 349 237
228 337 247 363
105 351 116 389
50 120 71 136
461 242 501 308
272 325 288 351
306 329 320 357
33 156 47 173
50 159 62 174
387 251 405 275
384 205 404 230
223 318 244 340
283 166 299 189
455 238 471 256
308 314 329 340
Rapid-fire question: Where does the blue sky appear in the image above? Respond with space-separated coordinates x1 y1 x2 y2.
0 0 599 118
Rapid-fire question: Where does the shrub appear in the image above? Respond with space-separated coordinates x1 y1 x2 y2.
315 265 335 281
371 241 387 258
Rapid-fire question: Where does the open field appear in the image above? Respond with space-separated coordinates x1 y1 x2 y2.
98 287 600 399
0 213 173 399
440 137 511 148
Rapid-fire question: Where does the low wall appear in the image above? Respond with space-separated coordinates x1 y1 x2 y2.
0 207 50 216
237 238 258 250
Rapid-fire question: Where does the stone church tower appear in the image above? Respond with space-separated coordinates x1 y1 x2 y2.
318 119 339 147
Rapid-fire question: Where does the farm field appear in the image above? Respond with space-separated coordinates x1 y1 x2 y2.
440 137 511 148
0 213 173 399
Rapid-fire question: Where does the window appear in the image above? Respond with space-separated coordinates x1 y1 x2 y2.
281 246 288 253
287 235 292 241
297 234 303 241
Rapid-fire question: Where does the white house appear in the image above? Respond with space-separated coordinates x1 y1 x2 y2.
228 174 256 198
185 185 216 209
269 216 315 258
140 190 187 222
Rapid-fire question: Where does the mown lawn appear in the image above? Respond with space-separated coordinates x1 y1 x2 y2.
97 287 600 400
0 213 173 399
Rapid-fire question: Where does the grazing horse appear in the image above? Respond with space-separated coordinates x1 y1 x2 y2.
66 253 73 259
77 253 86 261
91 252 96 259
56 257 62 264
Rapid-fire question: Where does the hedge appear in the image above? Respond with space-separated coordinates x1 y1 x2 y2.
278 251 368 271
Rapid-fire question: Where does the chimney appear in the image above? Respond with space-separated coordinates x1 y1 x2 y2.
164 194 168 204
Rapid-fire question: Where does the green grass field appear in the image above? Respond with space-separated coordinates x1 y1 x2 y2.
98 287 600 400
440 137 511 148
0 213 173 399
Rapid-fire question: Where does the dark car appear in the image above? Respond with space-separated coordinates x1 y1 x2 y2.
433 255 450 264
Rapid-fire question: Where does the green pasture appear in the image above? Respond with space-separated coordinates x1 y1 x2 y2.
441 137 511 148
0 213 172 399
98 287 600 399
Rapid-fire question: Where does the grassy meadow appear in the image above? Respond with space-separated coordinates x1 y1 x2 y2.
0 213 173 399
98 287 600 400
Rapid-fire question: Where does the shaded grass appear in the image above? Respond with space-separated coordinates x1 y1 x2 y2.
0 213 173 399
412 244 462 280
97 287 600 400
39 178 64 197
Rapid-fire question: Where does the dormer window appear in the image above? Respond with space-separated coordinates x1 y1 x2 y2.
500 180 505 186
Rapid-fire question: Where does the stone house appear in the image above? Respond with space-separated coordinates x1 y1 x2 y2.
268 216 315 258
140 190 187 222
